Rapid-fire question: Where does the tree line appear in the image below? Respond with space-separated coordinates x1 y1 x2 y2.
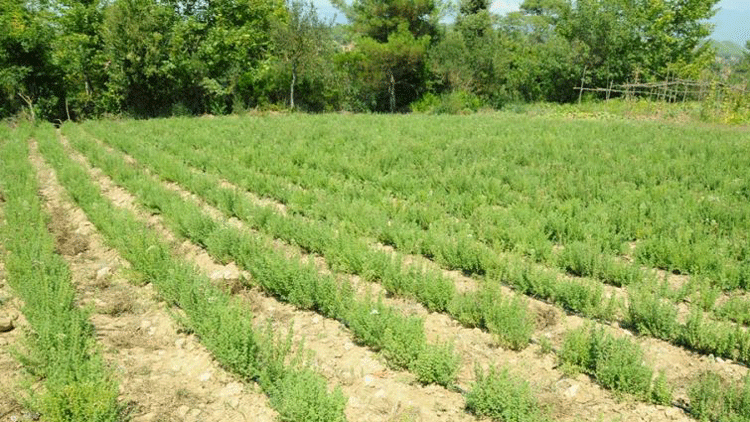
1 0 741 120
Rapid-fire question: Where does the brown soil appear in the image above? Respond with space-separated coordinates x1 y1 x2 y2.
60 134 475 421
29 142 278 422
0 191 28 421
81 134 712 422
0 248 28 422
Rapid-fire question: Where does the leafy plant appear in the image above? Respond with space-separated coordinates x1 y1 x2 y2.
413 342 461 387
465 365 549 422
559 325 658 399
626 284 679 340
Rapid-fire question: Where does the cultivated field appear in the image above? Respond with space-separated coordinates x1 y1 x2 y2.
1 114 750 422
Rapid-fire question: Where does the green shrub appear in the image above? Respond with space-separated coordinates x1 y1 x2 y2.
447 292 484 328
410 91 484 115
559 325 657 399
552 279 609 319
715 297 750 325
1 128 122 422
592 335 652 397
678 308 737 359
446 287 533 350
651 370 672 405
413 342 461 388
345 300 425 370
689 372 729 422
267 369 347 422
557 241 599 278
626 284 679 340
558 326 594 372
484 296 534 351
465 365 548 422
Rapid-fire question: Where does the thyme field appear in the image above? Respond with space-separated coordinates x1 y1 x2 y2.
1 113 750 422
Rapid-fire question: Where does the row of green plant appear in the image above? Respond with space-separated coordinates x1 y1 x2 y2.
626 285 750 364
77 118 750 366
60 123 569 420
58 124 734 420
688 372 750 422
0 127 122 422
34 125 348 422
75 118 750 364
93 117 750 325
65 125 737 417
59 125 468 389
559 325 671 404
83 115 750 291
200 120 750 288
69 119 689 304
67 122 620 326
63 123 540 351
86 119 716 340
63 120 580 421
557 323 750 421
81 117 649 286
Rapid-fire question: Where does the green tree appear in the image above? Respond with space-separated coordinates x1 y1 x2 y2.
730 41 750 83
333 0 441 111
0 0 61 119
101 0 179 116
429 5 497 100
194 0 284 113
52 0 108 119
520 0 720 90
270 0 333 110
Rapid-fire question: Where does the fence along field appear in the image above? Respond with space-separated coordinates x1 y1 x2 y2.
2 113 750 422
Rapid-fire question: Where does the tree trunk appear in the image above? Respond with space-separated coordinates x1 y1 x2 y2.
18 92 35 122
290 62 297 110
388 69 395 113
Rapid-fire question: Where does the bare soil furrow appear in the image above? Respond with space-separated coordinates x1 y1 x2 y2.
60 134 474 422
29 142 278 422
0 249 27 421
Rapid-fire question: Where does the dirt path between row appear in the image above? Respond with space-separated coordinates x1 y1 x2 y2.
0 240 28 421
80 133 722 422
29 142 278 422
58 133 476 422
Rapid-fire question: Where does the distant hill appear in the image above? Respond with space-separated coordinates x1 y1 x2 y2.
710 39 747 60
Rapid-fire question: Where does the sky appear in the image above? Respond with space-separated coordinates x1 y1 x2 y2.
315 0 750 47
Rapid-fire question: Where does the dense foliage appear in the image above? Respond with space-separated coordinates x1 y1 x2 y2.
0 0 732 119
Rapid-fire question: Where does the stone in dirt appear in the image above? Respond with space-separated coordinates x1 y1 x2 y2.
96 266 112 281
0 316 14 332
